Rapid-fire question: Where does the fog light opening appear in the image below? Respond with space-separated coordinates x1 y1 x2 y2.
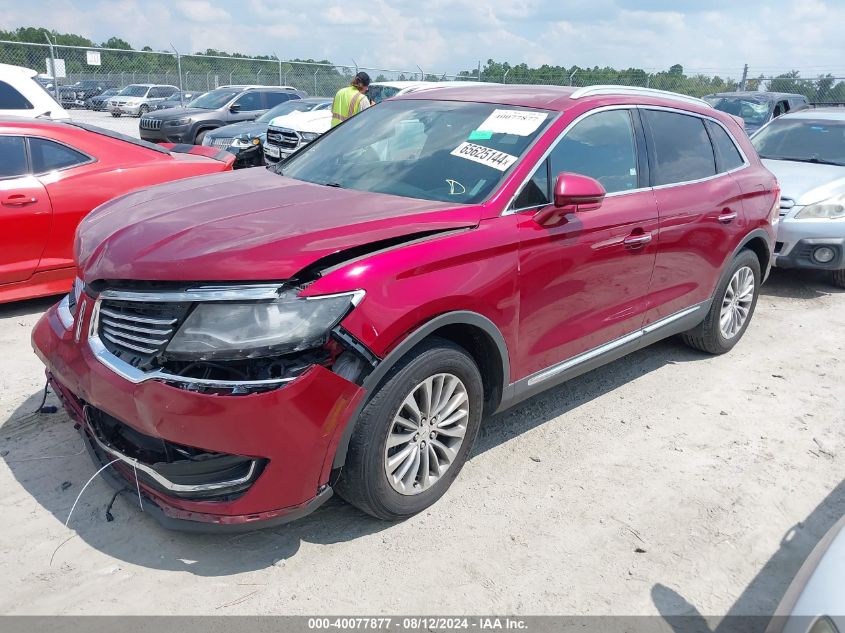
813 246 836 264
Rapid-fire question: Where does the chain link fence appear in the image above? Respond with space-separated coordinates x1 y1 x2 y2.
2 38 844 138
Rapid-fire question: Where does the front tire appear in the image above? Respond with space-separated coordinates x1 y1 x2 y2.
194 130 208 145
829 269 845 289
137 105 149 116
336 338 483 520
682 249 761 354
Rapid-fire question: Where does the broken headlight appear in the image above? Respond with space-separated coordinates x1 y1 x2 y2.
165 289 364 361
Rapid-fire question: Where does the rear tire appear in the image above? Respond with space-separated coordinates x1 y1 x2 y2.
336 338 483 521
682 249 761 355
829 269 845 289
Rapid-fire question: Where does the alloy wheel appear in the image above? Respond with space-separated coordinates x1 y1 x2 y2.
720 266 755 339
384 373 469 495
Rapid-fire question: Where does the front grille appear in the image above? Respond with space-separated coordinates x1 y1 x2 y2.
97 299 190 364
211 137 234 149
266 127 299 150
140 117 162 130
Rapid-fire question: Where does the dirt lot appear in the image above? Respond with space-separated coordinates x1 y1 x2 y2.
0 269 842 616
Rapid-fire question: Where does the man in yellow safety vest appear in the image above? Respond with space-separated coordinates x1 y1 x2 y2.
331 71 371 128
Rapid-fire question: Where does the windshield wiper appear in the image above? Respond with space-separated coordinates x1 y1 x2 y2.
323 182 343 188
764 155 845 167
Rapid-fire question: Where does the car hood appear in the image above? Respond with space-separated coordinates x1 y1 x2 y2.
208 120 263 138
147 107 211 120
762 159 845 205
76 167 480 283
269 110 331 134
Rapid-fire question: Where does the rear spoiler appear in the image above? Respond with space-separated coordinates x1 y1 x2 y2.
159 143 236 167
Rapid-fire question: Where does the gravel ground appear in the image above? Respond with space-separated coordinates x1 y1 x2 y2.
70 108 144 138
0 268 842 616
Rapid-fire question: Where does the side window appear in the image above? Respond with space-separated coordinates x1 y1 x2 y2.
512 159 550 209
29 138 90 173
707 121 745 172
643 110 716 186
234 91 263 111
0 81 33 109
0 136 28 178
549 109 638 194
265 92 291 108
773 101 787 117
147 87 162 98
161 87 178 97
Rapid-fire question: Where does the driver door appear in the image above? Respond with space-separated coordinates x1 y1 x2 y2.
513 108 659 380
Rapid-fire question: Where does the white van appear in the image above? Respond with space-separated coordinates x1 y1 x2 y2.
0 63 69 120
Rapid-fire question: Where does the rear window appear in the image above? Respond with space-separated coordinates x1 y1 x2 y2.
643 110 716 186
707 121 745 172
0 80 33 109
29 138 90 173
66 121 170 154
0 136 28 178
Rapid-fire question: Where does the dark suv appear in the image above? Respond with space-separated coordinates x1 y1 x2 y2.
704 91 809 135
59 79 119 109
34 85 778 531
139 85 306 145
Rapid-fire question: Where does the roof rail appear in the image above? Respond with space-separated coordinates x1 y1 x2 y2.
569 85 712 109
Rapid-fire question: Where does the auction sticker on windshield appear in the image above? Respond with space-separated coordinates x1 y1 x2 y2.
450 142 518 171
476 109 548 136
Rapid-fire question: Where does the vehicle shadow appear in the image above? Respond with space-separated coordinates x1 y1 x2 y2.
0 295 62 319
761 268 844 299
651 479 845 630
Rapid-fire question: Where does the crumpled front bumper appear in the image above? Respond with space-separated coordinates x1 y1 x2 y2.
31 299 365 532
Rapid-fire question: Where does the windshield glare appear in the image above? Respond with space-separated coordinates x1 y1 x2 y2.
257 100 328 124
119 85 149 97
705 97 771 126
187 89 241 109
277 100 552 204
752 119 845 166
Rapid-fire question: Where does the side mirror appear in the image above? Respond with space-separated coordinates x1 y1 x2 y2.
534 173 606 228
230 103 241 113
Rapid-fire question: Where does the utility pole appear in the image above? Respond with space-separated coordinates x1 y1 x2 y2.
503 68 510 84
740 64 749 91
171 44 183 99
477 61 481 82
275 52 282 86
569 69 578 86
44 33 60 100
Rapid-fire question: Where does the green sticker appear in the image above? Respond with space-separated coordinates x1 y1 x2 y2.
468 129 493 140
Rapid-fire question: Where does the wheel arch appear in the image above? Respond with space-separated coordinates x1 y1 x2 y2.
331 311 510 469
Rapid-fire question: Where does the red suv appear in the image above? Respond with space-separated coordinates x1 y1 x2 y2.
32 85 779 531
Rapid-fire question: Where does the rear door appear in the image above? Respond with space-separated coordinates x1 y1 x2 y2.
641 108 747 323
27 137 96 273
514 108 659 378
0 135 52 284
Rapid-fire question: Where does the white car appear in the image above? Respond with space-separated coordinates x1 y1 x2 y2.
263 101 332 163
0 63 69 120
107 83 179 117
751 109 845 288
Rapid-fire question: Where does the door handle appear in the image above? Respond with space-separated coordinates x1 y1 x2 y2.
718 210 738 223
623 232 653 248
2 195 37 207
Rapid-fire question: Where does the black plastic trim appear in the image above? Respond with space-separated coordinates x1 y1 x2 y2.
331 311 511 468
774 237 844 271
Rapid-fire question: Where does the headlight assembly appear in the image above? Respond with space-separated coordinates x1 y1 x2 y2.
795 194 845 219
231 135 261 148
300 132 320 143
166 117 191 126
165 289 364 360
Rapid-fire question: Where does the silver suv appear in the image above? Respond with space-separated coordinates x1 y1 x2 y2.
108 84 179 117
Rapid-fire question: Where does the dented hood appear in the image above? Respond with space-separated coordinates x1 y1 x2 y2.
76 167 479 283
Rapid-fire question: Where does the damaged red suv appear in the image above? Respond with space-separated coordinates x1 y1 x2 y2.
33 85 778 531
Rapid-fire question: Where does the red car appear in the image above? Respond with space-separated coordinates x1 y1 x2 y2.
0 118 235 303
33 85 778 531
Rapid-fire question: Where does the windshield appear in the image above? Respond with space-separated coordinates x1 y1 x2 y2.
119 85 150 97
277 100 553 204
187 88 241 109
705 97 771 127
257 100 328 124
752 119 845 166
368 85 403 105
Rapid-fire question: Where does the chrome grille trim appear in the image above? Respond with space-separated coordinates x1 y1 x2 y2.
99 306 177 326
140 118 163 130
100 317 173 336
102 332 159 355
211 137 234 148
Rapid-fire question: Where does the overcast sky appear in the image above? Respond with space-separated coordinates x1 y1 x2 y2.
1 0 843 77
